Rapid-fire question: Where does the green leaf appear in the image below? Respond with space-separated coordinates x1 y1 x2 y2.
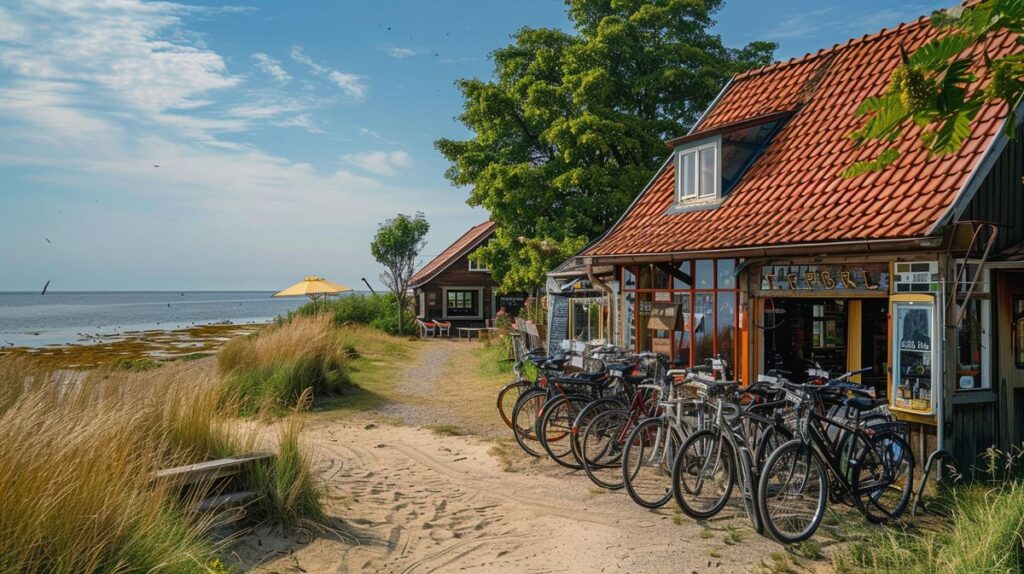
908 34 973 69
840 148 902 178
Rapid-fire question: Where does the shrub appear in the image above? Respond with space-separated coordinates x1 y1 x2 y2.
286 293 416 336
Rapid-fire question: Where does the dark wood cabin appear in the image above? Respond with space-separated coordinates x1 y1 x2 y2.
411 221 524 327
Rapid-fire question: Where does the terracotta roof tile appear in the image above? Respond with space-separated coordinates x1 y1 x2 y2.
409 221 496 287
585 15 1019 258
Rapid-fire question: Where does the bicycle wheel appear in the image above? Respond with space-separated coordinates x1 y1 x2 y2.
753 423 792 474
757 439 827 543
623 417 683 508
672 429 735 519
581 408 630 490
497 379 532 430
538 395 589 469
571 397 623 467
852 431 914 523
511 390 545 457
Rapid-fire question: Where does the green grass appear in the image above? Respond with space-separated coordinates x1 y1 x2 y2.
245 403 327 528
472 343 514 376
834 448 1024 574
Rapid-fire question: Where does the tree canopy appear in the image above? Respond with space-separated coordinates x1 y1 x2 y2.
844 0 1024 177
370 212 430 333
436 0 775 292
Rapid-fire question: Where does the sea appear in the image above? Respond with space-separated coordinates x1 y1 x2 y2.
0 291 333 348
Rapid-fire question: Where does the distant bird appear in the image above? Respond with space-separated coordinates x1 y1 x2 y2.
153 164 160 168
44 238 51 244
41 280 50 295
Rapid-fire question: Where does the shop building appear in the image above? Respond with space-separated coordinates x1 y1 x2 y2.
558 16 1024 468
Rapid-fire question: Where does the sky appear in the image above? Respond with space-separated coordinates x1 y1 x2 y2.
0 0 951 291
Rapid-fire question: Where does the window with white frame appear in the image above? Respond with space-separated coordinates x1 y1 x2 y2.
954 261 991 391
468 257 488 272
676 139 719 204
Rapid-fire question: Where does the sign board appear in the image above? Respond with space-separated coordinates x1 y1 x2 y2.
755 263 890 296
496 293 528 316
547 296 570 355
892 261 939 293
652 337 672 355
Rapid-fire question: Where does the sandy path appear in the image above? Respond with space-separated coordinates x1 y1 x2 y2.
237 342 785 573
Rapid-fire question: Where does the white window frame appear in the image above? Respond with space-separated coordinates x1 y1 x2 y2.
468 257 488 272
442 286 484 320
675 137 720 205
954 260 992 391
417 291 426 319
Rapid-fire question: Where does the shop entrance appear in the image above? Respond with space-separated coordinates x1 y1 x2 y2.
762 297 888 397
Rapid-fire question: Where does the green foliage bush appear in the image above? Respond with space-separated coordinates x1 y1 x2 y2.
288 293 416 336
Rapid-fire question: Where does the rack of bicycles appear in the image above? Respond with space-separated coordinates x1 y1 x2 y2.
496 344 917 543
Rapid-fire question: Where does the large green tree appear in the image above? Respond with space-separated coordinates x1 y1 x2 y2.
844 0 1024 177
436 0 775 292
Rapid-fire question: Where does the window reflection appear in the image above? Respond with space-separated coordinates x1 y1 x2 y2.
695 260 714 289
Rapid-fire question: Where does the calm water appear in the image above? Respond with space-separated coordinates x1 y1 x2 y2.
0 291 317 348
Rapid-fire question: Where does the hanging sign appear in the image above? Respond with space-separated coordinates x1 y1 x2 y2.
756 263 890 296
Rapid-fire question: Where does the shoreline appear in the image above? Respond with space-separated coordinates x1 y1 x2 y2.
0 322 267 369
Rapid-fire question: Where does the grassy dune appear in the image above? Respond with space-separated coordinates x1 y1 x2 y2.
0 323 340 573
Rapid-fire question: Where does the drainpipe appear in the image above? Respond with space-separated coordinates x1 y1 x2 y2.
585 258 616 345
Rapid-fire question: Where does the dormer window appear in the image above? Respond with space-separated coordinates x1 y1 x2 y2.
468 258 488 272
676 139 720 203
668 112 789 212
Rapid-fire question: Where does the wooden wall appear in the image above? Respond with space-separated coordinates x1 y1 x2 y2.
961 121 1024 252
414 250 499 325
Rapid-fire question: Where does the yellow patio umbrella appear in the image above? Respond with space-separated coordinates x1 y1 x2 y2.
274 275 353 313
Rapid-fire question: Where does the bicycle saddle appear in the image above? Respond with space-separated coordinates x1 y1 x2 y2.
844 395 886 411
541 355 568 370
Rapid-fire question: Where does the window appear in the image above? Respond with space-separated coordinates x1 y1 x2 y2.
417 291 426 319
444 288 482 319
676 141 719 203
956 299 989 389
468 258 488 272
621 259 741 369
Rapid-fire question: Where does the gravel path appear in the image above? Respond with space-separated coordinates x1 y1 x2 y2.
376 341 461 428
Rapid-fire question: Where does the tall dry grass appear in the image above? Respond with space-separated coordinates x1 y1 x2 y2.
0 356 237 573
0 352 329 573
217 315 353 414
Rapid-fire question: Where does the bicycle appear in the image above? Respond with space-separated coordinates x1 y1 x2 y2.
756 368 915 543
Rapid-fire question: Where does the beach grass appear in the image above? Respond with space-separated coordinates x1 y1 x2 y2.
217 315 354 415
0 354 326 573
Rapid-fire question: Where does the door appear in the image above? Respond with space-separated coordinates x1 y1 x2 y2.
996 271 1024 448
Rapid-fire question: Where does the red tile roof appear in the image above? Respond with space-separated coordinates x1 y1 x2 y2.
410 221 496 287
584 15 1020 259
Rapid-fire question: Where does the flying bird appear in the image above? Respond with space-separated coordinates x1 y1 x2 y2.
41 280 50 295
153 164 160 168
44 238 51 244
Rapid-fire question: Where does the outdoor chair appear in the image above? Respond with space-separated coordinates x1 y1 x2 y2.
415 319 436 339
434 320 451 337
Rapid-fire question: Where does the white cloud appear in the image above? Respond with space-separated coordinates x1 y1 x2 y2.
251 53 291 83
290 44 367 101
342 151 413 176
0 6 26 41
273 113 324 133
385 47 417 59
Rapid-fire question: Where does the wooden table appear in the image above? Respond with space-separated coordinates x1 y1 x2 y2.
457 327 487 340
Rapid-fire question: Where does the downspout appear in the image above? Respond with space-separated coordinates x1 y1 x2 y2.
585 259 616 345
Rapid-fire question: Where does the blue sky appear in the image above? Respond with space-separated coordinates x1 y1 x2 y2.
0 0 949 291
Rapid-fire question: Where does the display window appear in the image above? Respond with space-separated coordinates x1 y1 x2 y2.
620 259 740 367
891 297 937 416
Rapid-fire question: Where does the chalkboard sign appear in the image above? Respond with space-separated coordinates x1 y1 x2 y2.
496 293 528 317
547 296 570 355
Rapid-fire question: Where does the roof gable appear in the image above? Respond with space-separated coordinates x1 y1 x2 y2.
585 15 1021 258
410 221 496 287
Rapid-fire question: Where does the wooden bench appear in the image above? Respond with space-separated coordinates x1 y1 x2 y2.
152 451 274 487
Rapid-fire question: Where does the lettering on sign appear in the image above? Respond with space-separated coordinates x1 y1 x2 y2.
757 264 890 295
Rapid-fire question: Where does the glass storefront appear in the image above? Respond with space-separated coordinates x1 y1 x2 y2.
620 259 740 367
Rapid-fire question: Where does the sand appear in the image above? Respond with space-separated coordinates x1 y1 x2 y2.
228 341 787 573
